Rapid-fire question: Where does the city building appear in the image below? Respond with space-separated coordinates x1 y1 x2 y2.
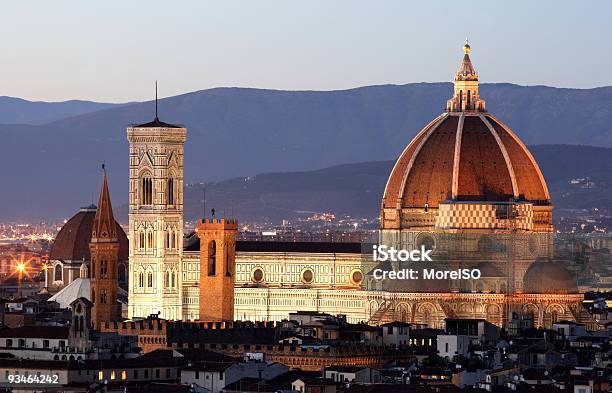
47 43 594 331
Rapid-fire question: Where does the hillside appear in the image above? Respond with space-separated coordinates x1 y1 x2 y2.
169 145 612 224
3 83 612 219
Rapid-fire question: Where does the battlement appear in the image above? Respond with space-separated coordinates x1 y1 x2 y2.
197 218 238 230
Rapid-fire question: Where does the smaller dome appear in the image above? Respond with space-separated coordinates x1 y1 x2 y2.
523 259 577 294
50 207 128 261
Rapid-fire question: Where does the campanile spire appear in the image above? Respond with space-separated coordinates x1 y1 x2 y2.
446 40 486 112
91 164 118 242
89 165 120 326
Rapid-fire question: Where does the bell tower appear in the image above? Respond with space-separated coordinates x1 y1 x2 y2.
126 105 186 321
89 166 120 326
196 218 238 322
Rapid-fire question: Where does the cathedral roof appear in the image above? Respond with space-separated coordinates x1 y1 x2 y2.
50 207 128 261
183 232 371 254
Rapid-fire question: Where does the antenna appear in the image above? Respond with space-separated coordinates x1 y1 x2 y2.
202 186 206 220
155 81 158 120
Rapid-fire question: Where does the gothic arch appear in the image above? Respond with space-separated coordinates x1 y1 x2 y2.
416 302 439 328
394 302 411 322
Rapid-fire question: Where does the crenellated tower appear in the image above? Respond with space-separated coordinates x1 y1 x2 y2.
127 113 186 321
89 166 120 326
196 218 238 322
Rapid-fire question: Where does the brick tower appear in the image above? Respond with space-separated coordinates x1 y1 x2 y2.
89 166 120 326
196 218 238 322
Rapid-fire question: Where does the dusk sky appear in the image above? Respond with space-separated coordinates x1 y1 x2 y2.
1 1 610 102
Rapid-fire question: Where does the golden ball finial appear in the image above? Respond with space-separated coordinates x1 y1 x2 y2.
463 38 471 54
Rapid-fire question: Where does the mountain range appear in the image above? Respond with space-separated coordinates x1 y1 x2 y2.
2 83 612 221
174 144 612 224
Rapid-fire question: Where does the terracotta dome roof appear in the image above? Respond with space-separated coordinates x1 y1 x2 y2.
523 259 577 294
382 113 551 210
50 206 128 261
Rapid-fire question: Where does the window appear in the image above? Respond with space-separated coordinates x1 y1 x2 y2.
155 369 160 378
138 272 144 288
208 241 216 276
140 175 153 205
225 246 231 277
100 290 108 304
6 339 12 347
100 260 108 278
167 178 175 205
164 271 170 287
147 231 154 249
54 264 63 281
144 370 149 378
121 370 127 380
166 369 170 378
133 370 139 379
43 340 49 348
171 271 176 288
148 272 154 287
139 232 145 250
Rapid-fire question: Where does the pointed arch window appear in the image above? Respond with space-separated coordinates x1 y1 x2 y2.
138 271 144 288
164 271 170 288
54 264 63 282
140 173 153 205
147 230 154 249
100 260 108 279
147 271 153 287
167 178 175 205
225 244 231 277
171 270 176 288
139 231 145 250
208 240 216 276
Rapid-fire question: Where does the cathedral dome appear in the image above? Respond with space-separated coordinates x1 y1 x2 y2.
523 259 577 294
381 43 551 230
382 113 550 210
50 205 128 261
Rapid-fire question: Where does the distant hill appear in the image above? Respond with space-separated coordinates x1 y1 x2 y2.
169 144 612 224
0 96 121 125
3 83 612 220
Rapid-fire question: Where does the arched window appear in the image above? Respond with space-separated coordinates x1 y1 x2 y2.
54 264 63 282
171 270 176 288
138 272 144 288
147 230 154 249
171 230 176 249
139 231 145 250
147 272 153 287
164 271 170 287
165 231 170 249
140 173 153 205
208 241 216 276
100 260 108 279
167 178 175 205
